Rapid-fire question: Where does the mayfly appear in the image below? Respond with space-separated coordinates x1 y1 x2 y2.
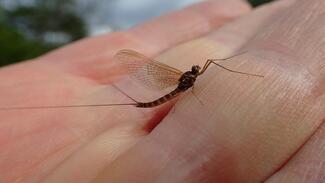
0 49 263 110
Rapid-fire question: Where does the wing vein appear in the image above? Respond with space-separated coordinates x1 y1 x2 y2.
114 49 182 90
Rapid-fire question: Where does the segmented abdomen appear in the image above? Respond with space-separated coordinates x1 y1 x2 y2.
136 88 182 108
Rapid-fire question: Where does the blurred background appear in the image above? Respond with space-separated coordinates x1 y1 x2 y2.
0 0 274 67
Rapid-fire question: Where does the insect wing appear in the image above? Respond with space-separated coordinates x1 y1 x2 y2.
114 49 183 90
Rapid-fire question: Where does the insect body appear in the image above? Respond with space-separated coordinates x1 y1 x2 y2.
116 49 263 108
0 50 263 110
136 65 200 108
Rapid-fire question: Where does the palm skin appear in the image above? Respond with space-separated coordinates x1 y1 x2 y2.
0 0 324 182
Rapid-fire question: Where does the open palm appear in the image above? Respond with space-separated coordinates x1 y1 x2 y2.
0 0 324 182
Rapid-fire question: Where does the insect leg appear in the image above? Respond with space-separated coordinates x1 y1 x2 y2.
191 86 204 105
199 51 263 77
210 61 264 77
198 59 213 75
199 51 248 74
209 50 248 62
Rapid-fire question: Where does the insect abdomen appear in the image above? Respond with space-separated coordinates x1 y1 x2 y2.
136 88 182 108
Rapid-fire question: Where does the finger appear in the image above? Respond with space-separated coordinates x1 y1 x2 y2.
39 0 251 82
42 123 147 183
266 123 325 183
92 0 311 182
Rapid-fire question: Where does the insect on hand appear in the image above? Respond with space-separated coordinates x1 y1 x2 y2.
115 49 263 108
0 49 263 110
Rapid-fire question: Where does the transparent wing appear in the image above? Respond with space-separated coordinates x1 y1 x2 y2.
114 49 183 90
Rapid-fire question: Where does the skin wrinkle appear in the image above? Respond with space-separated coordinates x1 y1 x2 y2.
28 142 84 183
92 0 323 180
42 125 146 183
159 141 240 183
149 113 239 182
266 120 325 182
2 0 324 182
202 0 322 181
267 125 322 181
264 94 324 181
247 3 322 167
154 16 316 182
0 130 78 182
204 5 320 182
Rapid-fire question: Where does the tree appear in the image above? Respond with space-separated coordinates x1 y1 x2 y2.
0 0 86 66
248 0 274 7
0 21 53 66
8 0 86 43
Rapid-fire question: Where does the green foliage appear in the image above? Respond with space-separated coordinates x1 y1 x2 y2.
8 2 86 42
0 22 54 66
0 0 86 67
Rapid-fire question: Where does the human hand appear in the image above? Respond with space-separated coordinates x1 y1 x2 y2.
0 0 324 182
